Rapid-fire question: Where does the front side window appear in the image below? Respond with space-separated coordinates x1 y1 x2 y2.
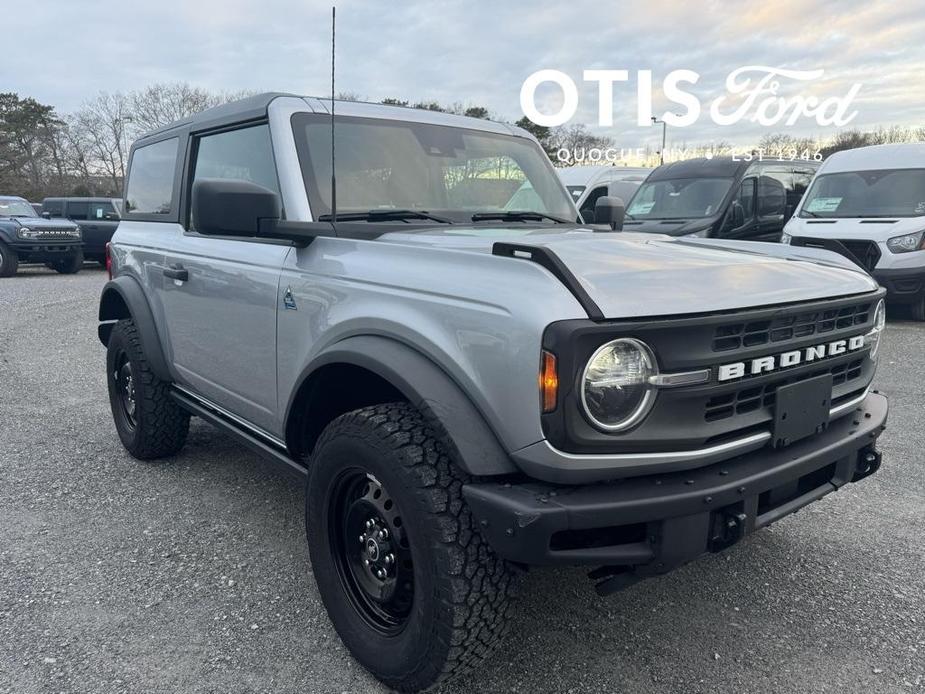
43 200 64 217
190 124 280 230
67 201 90 220
88 201 119 220
800 168 925 218
292 114 575 223
627 177 734 221
757 176 786 216
125 138 179 215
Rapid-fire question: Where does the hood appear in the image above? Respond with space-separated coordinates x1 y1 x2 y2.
2 216 79 230
378 226 878 319
786 215 925 241
621 217 716 236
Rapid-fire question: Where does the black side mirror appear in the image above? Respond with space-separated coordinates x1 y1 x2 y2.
731 201 745 228
594 196 625 231
192 178 280 236
41 211 51 219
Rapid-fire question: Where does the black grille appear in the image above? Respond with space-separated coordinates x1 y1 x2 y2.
839 240 881 271
704 359 864 422
712 302 871 352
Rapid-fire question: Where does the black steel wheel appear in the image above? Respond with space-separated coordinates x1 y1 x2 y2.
329 470 415 635
106 319 189 459
306 402 517 692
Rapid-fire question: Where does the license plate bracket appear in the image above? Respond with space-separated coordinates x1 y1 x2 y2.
772 373 833 448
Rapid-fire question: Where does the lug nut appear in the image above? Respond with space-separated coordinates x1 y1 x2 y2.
377 569 386 579
359 534 366 543
379 528 389 540
366 519 374 529
384 553 394 565
363 559 370 566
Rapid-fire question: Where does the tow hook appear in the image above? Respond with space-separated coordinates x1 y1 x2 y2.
708 509 748 553
852 447 881 482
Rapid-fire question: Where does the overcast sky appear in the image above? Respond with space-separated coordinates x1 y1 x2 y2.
4 0 924 149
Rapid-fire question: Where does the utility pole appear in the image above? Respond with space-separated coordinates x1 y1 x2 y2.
651 116 667 165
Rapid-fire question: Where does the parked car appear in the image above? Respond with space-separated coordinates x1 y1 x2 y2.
0 195 82 276
98 94 887 692
623 157 820 241
783 143 925 320
557 164 652 222
29 202 43 216
42 196 122 265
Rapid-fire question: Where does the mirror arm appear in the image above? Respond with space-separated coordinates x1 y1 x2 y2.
258 219 337 247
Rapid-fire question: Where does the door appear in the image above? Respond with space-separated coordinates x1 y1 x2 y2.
82 200 121 256
756 169 791 241
156 122 287 433
717 177 758 240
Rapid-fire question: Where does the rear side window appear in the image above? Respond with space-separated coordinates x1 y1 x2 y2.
67 201 90 220
125 138 179 215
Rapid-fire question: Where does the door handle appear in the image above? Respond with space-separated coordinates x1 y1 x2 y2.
163 264 189 281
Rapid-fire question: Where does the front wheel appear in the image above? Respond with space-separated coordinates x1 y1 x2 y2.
52 249 83 274
306 403 517 692
0 240 18 277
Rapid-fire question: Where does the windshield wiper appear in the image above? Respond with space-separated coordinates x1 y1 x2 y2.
317 209 453 224
471 211 570 224
802 210 821 218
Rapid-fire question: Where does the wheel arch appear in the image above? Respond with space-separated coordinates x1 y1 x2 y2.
285 335 516 477
98 276 171 381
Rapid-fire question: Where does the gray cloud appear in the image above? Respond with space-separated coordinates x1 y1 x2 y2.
3 0 923 148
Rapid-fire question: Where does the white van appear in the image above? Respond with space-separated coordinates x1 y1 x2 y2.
557 165 652 223
783 143 925 319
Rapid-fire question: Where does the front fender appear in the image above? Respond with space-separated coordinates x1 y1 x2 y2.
288 335 517 477
98 276 171 381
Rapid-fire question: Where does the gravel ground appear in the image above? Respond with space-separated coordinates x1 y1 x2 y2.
1 266 923 694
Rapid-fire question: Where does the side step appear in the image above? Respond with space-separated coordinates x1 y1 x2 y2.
170 387 308 481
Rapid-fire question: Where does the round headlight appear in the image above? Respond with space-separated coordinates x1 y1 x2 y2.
867 299 886 359
580 338 657 432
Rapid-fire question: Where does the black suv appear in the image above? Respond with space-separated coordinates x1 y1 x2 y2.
42 197 122 265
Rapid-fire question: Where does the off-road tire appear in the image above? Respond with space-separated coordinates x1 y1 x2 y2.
910 296 925 321
106 318 189 459
52 249 83 274
0 240 18 277
306 402 517 692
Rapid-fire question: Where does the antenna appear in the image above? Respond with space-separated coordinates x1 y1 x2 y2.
330 6 337 223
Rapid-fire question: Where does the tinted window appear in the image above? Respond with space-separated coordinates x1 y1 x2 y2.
736 178 756 219
88 201 119 220
67 201 90 220
125 138 179 215
43 199 65 216
758 176 786 215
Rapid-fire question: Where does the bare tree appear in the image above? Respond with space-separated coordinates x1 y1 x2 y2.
128 83 254 133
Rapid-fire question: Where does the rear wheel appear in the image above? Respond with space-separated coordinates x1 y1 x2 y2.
52 249 83 274
306 403 517 692
0 241 18 277
106 319 189 459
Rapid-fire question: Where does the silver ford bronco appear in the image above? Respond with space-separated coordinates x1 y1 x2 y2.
98 93 888 692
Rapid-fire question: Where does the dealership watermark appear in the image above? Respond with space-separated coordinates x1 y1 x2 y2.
554 145 824 166
522 66 862 129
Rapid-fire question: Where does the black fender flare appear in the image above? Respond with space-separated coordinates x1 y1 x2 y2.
287 335 517 477
98 276 171 381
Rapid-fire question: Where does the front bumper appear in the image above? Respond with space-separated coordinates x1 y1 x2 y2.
464 392 887 584
873 266 925 304
11 239 82 263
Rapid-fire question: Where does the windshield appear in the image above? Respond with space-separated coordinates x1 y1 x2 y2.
292 114 576 223
0 199 37 217
800 169 925 218
627 177 734 220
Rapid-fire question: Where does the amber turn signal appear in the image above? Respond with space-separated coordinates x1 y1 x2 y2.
540 350 558 413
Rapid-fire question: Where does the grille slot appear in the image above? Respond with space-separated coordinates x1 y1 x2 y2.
712 303 871 352
705 359 864 422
